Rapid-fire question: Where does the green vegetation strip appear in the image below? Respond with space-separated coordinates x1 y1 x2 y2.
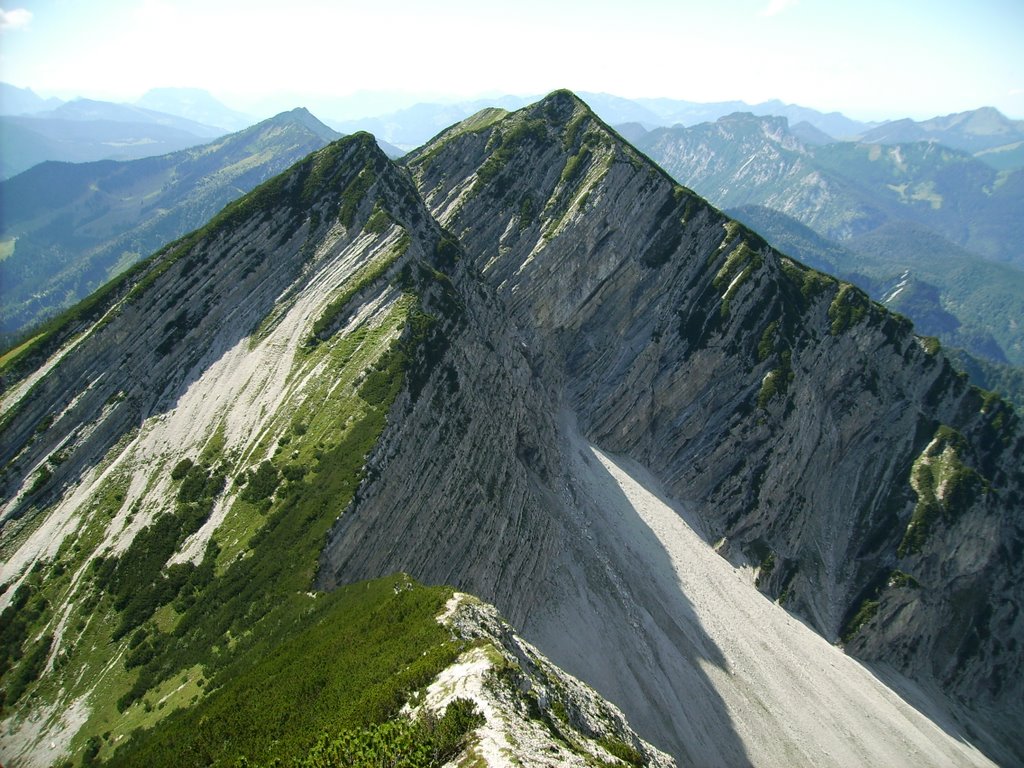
413 107 508 170
285 698 483 768
841 598 879 643
103 575 464 768
828 283 870 335
0 333 44 371
308 233 410 344
474 118 548 191
757 350 793 409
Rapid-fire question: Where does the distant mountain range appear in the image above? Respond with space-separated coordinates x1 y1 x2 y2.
135 87 256 132
857 106 1024 158
633 112 1024 368
332 92 883 150
332 94 535 149
0 84 409 181
29 98 225 135
855 107 1024 172
0 99 228 180
631 95 879 137
6 81 1019 169
0 82 63 115
0 108 340 341
1 84 255 133
330 92 1023 179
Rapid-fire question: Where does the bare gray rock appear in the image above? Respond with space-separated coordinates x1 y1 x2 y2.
321 90 1024 765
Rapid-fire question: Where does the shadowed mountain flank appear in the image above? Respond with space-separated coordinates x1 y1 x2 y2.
318 91 1023 764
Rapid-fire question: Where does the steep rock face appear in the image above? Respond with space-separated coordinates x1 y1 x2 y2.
320 236 569 614
0 132 464 763
431 593 677 768
0 131 435 557
320 91 1024 763
417 91 1022 686
0 112 677 766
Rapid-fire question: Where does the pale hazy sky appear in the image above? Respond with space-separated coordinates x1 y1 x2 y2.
1 0 1022 121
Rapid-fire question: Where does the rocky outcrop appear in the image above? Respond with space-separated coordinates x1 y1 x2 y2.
429 592 677 768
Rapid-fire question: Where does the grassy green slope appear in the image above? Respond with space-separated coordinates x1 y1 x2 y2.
0 294 422 764
0 131 465 766
102 574 461 768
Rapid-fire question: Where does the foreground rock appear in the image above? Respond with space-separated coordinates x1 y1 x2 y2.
425 592 676 768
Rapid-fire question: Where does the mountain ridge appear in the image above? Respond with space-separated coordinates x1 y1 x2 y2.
857 106 1024 156
1 90 1021 766
0 83 63 116
321 90 1023 763
32 98 225 137
135 87 255 132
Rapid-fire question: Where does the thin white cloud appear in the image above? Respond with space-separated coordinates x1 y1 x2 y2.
0 7 32 31
759 0 798 17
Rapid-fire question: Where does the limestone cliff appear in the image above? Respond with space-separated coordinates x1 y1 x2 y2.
0 131 465 764
1 132 429 522
320 91 1024 764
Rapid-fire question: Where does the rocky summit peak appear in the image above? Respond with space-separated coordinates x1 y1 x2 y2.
279 105 315 119
535 88 592 120
273 105 334 133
